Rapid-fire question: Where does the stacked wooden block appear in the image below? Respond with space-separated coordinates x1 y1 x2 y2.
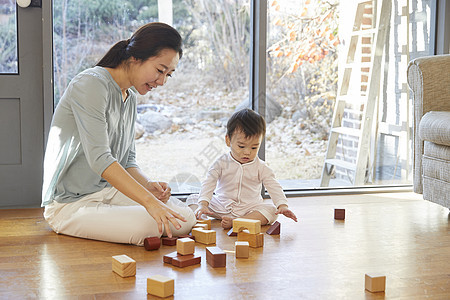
163 237 201 268
233 218 264 248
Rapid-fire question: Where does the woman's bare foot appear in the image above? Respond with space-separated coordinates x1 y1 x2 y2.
221 216 234 229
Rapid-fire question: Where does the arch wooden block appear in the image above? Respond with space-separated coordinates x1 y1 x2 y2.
176 237 195 255
147 275 174 297
365 274 386 292
232 218 261 234
112 255 136 278
144 236 161 250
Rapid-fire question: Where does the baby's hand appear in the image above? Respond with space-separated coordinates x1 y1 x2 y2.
276 205 298 222
195 202 213 220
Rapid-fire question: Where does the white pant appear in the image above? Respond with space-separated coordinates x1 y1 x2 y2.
44 187 196 246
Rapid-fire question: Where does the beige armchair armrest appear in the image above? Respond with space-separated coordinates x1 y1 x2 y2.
407 54 450 193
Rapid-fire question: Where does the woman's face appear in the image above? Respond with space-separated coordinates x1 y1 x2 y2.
129 48 179 95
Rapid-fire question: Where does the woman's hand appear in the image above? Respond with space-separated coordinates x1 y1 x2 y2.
146 181 171 203
144 197 186 237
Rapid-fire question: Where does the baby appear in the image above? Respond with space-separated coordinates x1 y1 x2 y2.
188 108 297 229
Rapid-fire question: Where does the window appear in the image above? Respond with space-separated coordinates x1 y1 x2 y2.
53 0 433 194
0 0 18 74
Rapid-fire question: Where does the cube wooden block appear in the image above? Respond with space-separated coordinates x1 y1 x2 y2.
206 246 226 268
177 237 195 255
112 255 136 278
196 218 211 230
365 274 386 292
232 218 261 234
144 236 161 251
266 221 280 235
235 241 249 258
237 230 264 248
147 275 174 298
161 237 178 246
334 208 345 220
191 228 216 245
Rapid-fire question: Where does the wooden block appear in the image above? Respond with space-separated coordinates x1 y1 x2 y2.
163 251 180 264
161 237 178 246
144 236 161 251
227 228 237 236
193 223 209 230
237 230 264 248
147 275 174 298
196 218 211 230
365 274 386 292
235 241 249 258
177 237 195 255
232 218 261 234
266 221 281 235
112 255 136 278
172 253 201 268
178 234 195 240
191 228 216 245
334 209 345 220
206 246 226 268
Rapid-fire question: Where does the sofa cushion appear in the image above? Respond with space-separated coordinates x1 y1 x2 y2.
419 111 450 146
423 142 450 182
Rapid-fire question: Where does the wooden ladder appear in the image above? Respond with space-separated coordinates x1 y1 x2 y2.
320 0 392 187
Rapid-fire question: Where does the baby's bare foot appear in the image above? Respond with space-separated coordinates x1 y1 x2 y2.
221 216 234 229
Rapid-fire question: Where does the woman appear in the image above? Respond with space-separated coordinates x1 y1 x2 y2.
42 22 196 245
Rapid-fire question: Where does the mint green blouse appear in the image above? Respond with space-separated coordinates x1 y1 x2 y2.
42 66 138 206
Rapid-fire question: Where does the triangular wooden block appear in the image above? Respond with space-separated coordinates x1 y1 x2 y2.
266 221 280 235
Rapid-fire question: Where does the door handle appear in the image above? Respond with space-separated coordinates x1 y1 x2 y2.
17 0 41 8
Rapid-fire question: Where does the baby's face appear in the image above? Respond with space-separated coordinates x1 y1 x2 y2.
226 130 262 164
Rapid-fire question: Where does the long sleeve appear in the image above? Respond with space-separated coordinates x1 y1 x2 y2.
261 164 288 208
198 158 222 204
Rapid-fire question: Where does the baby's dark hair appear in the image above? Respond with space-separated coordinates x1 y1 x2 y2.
226 108 266 139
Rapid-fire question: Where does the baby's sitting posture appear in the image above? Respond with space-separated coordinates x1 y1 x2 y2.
187 108 297 229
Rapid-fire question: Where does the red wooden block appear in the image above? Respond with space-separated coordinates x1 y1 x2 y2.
172 253 201 268
266 221 281 235
334 209 345 220
144 237 161 251
161 237 178 246
206 246 226 268
227 228 237 236
163 251 179 264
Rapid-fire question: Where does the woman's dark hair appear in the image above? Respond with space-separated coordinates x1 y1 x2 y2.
227 108 266 139
96 22 183 68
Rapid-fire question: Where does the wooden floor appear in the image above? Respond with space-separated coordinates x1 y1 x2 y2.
0 192 449 299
